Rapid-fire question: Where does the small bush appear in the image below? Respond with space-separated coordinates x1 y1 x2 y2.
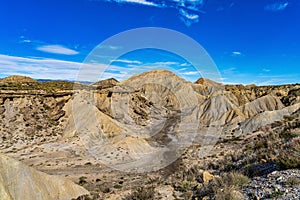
36 125 43 131
79 176 87 185
277 157 300 169
176 181 198 192
98 185 110 193
123 186 155 200
215 187 244 200
228 173 250 187
113 184 122 189
271 190 284 198
277 139 300 169
286 177 300 187
195 172 249 200
279 130 298 140
284 115 295 121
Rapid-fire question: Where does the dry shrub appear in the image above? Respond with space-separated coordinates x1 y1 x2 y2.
123 185 155 200
195 172 249 200
277 138 300 169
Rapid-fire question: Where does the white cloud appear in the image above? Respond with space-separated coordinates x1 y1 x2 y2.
222 67 236 74
3 54 296 85
22 39 31 43
179 9 199 20
37 45 79 55
231 51 242 56
19 36 32 43
262 68 271 72
0 54 128 82
265 2 289 12
179 9 199 26
180 63 191 67
220 66 299 86
178 67 187 71
101 0 205 26
118 0 161 7
98 45 123 50
111 59 142 64
152 61 178 65
181 71 199 75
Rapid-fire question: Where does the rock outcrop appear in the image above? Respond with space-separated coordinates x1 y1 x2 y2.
0 153 89 200
92 78 119 89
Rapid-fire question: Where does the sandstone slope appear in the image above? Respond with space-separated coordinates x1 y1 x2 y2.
0 153 89 200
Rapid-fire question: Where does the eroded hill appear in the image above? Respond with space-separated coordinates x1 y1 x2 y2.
0 72 299 200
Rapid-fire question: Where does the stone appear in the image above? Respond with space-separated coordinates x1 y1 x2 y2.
203 171 214 184
261 159 267 163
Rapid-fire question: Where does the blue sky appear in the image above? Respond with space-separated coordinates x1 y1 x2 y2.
0 0 299 85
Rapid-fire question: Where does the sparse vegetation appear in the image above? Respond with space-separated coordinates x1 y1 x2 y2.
123 186 155 200
286 177 300 187
113 184 122 189
271 190 284 198
277 138 300 169
0 78 92 92
195 172 249 200
36 125 43 131
79 176 88 185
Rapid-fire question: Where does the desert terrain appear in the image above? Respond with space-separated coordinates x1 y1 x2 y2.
0 71 299 200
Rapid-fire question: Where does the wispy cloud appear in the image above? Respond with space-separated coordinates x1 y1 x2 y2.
20 39 31 43
19 36 32 43
37 45 79 55
99 0 206 26
222 67 236 74
216 2 235 12
180 63 191 67
152 61 178 65
179 9 199 26
111 59 142 64
220 66 299 86
116 0 160 7
231 51 242 56
265 2 289 12
1 54 297 85
262 68 271 72
178 67 187 71
181 71 199 75
0 54 127 81
98 45 123 50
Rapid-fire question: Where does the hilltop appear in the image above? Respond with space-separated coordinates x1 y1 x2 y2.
92 77 119 89
0 75 38 83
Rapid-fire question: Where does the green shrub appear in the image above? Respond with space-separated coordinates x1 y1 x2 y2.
113 184 122 189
